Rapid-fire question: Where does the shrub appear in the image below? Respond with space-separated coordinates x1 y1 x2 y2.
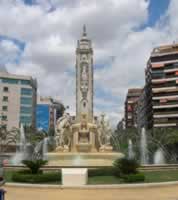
12 171 61 183
88 167 114 177
22 159 48 174
123 173 145 183
113 158 139 177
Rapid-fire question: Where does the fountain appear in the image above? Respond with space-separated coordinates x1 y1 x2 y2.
140 128 149 165
47 26 123 167
11 124 27 165
154 148 165 165
43 138 49 160
128 139 134 159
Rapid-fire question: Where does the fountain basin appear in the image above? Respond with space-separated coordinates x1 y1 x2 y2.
47 152 124 167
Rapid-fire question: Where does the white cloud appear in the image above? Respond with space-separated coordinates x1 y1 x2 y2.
1 0 178 127
0 39 20 64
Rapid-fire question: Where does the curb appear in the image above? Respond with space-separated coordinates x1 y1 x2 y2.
4 181 178 189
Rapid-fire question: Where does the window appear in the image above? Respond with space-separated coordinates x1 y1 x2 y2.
2 78 19 84
21 97 32 105
3 96 8 102
2 115 7 121
2 106 8 111
20 116 32 125
1 125 7 130
21 80 31 85
20 106 32 114
21 88 32 96
3 87 8 92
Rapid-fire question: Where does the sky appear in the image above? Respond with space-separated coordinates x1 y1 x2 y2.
0 0 177 127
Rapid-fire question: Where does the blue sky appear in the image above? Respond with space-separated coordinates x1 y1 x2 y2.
148 0 170 26
0 0 177 125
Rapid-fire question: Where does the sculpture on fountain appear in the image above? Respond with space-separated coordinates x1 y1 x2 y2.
97 114 113 152
46 26 124 166
55 112 72 152
53 25 114 153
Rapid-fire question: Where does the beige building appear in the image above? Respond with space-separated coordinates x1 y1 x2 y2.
0 71 37 130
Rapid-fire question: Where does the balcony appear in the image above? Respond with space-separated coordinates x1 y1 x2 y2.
154 123 177 127
153 104 178 109
152 86 178 93
153 95 178 100
151 54 178 63
154 113 178 118
152 77 178 83
164 68 178 73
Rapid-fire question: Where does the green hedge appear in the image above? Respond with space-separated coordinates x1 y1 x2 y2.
113 158 139 177
12 171 61 183
123 173 145 183
88 167 114 177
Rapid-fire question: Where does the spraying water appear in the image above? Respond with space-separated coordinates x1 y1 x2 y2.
43 138 48 160
128 139 134 159
11 124 27 164
154 148 165 165
19 124 26 152
140 128 149 165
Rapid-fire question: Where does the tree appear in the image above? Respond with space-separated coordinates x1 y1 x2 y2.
22 159 48 174
0 127 18 152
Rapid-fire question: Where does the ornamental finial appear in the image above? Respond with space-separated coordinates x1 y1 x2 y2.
83 24 87 37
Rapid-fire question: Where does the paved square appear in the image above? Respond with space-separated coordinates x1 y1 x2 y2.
4 185 178 200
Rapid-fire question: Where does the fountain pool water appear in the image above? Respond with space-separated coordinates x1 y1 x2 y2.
140 128 149 165
154 148 165 165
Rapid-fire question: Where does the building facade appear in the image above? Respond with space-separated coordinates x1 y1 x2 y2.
125 88 143 129
136 87 147 129
145 43 178 129
0 71 37 130
36 96 64 131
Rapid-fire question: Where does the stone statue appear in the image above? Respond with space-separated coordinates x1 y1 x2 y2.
81 65 88 81
55 112 72 151
97 114 113 152
80 65 88 98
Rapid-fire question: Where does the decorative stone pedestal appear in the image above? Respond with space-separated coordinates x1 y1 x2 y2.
99 145 113 152
62 168 88 186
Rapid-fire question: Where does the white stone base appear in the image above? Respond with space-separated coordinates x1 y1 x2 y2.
62 168 88 186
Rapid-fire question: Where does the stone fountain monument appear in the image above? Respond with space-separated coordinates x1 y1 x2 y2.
47 26 123 166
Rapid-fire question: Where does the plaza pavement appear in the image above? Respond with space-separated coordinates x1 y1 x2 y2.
3 185 178 200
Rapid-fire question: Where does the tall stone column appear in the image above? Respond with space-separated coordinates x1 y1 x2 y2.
76 25 94 123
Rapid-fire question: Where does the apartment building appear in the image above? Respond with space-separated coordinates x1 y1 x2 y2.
125 88 143 128
0 71 37 130
145 43 178 128
136 87 147 129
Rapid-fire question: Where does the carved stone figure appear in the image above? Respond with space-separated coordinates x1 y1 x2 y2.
97 114 113 151
55 112 72 151
80 65 88 98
